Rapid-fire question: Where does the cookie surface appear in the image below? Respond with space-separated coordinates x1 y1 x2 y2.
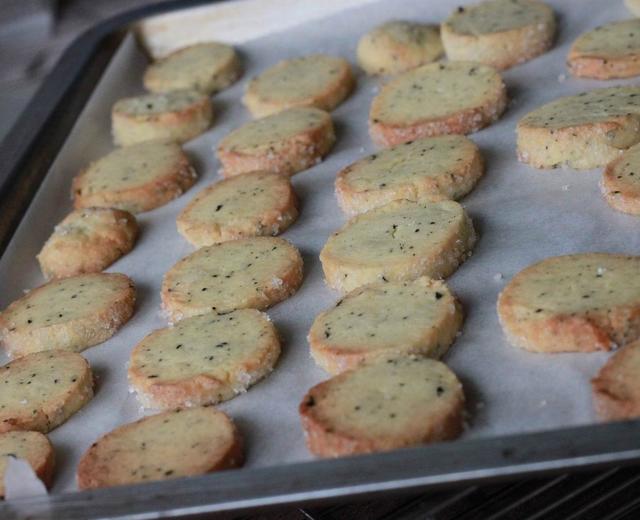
299 355 465 457
129 309 280 409
0 351 94 433
369 61 507 147
601 143 640 215
497 254 640 353
112 89 212 146
217 107 335 178
441 0 556 70
37 208 138 279
161 236 303 321
144 42 241 94
0 431 55 497
357 21 443 76
73 141 197 214
77 407 243 490
309 277 463 374
177 171 298 247
320 199 475 294
335 135 484 216
0 273 135 358
243 54 355 117
517 86 640 170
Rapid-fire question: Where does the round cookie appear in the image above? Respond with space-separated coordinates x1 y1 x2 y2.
72 140 197 213
357 21 443 76
627 0 640 16
309 277 463 374
0 351 94 433
77 407 243 490
441 0 556 70
497 253 640 353
161 236 303 321
601 143 640 215
369 61 507 147
112 89 212 146
299 355 465 457
0 431 55 497
335 135 484 216
217 107 335 178
37 208 138 279
177 171 298 247
243 54 355 118
568 19 640 80
517 86 640 170
319 199 476 294
128 309 280 409
0 273 136 358
143 42 241 94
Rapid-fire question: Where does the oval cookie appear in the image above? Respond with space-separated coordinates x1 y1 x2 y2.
320 199 475 294
0 431 55 497
369 61 507 147
335 135 484 216
0 273 136 358
299 355 465 457
77 407 243 490
601 142 640 215
497 253 640 353
217 107 335 178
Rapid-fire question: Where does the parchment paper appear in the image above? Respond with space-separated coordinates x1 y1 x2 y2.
1 0 638 495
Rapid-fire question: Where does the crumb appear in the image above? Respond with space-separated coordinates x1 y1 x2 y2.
561 184 570 191
493 272 503 281
557 74 566 83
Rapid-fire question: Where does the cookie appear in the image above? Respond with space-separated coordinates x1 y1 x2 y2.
177 171 298 247
112 90 212 146
217 107 335 178
568 19 640 80
335 135 484 216
627 0 640 16
243 54 355 117
0 431 55 497
299 355 464 457
497 253 640 353
37 208 138 280
320 199 475 294
77 407 243 490
128 309 280 409
0 351 94 433
517 86 640 170
601 143 640 215
309 277 462 374
72 140 197 214
357 21 443 76
0 273 135 358
441 0 556 70
369 61 507 147
161 236 303 321
143 42 241 94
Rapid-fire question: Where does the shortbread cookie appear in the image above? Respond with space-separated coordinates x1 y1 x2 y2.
144 42 241 94
37 208 138 279
441 0 556 70
0 273 135 358
309 278 462 374
357 21 443 76
0 351 94 433
0 431 55 497
517 86 640 170
369 62 507 147
217 107 335 178
77 407 242 490
335 136 484 216
73 141 197 213
177 171 298 247
497 253 640 353
601 143 640 215
243 54 355 117
299 355 464 457
627 0 640 16
568 19 640 80
129 309 280 409
320 199 475 294
112 90 212 146
161 236 303 321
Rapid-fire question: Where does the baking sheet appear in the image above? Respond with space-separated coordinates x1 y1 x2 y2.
1 0 638 495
